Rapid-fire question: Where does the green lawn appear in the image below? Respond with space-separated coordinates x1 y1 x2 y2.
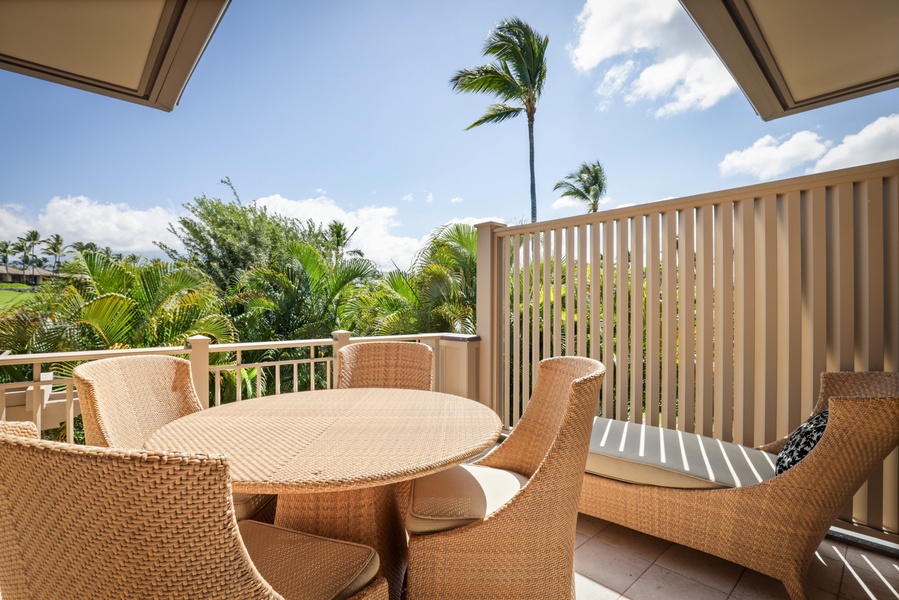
0 290 29 309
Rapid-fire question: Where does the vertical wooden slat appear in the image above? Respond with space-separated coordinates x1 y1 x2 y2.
511 235 521 426
554 228 563 358
695 205 714 437
577 225 589 357
678 208 695 432
522 235 532 410
531 233 541 379
646 213 662 427
754 194 777 447
883 174 899 535
661 211 677 429
630 216 644 424
713 203 734 442
733 199 755 446
602 222 615 418
617 219 631 421
566 227 576 356
590 222 601 362
501 236 512 427
801 187 828 418
543 230 553 360
827 182 855 371
777 191 803 438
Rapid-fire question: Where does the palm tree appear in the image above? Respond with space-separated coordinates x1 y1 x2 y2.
324 220 363 266
553 161 609 213
0 241 11 281
450 18 548 223
41 234 70 274
16 230 44 284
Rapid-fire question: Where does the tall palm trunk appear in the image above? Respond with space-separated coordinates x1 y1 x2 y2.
528 113 537 223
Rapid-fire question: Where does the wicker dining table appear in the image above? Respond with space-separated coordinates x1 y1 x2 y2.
143 387 502 600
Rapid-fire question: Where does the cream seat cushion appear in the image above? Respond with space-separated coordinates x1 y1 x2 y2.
587 417 778 489
406 464 529 534
239 520 380 600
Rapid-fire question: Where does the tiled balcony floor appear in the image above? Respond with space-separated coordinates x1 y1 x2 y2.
574 514 899 600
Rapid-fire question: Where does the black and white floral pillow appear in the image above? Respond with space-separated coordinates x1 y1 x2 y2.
775 411 829 475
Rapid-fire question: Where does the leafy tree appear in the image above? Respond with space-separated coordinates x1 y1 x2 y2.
0 251 234 356
41 234 70 273
234 241 377 342
16 230 44 282
553 161 609 213
451 18 548 223
344 223 478 335
0 241 12 279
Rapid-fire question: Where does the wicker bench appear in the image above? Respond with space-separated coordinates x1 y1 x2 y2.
578 371 899 600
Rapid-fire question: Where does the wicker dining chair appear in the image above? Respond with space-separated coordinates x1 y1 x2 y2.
73 355 276 522
0 425 388 600
337 341 433 391
404 356 605 600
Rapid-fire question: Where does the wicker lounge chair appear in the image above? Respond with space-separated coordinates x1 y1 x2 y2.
337 341 433 390
73 355 276 522
404 356 605 599
579 370 899 600
0 423 388 600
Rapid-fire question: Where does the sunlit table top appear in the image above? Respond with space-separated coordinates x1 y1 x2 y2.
144 387 502 495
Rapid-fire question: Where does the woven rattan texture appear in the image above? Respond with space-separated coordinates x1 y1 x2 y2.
579 370 899 600
406 356 605 600
0 421 38 439
144 388 502 494
73 355 203 448
0 433 387 600
338 342 433 391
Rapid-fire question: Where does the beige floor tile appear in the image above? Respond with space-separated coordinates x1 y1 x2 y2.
806 555 845 595
575 537 653 594
621 565 728 600
575 572 623 600
578 512 612 537
654 543 744 594
843 545 899 577
577 531 593 549
837 563 899 600
730 569 838 600
593 524 672 562
817 538 849 561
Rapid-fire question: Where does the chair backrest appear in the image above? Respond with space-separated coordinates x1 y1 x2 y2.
479 356 605 480
73 355 203 448
0 421 38 439
0 433 279 599
337 342 433 390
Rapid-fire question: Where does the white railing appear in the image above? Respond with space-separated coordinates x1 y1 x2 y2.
0 332 480 443
476 159 899 542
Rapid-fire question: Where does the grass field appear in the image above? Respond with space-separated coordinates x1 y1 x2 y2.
0 290 29 309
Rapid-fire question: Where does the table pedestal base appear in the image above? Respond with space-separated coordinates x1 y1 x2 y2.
276 485 407 600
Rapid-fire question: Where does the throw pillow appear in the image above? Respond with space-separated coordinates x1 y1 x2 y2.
775 410 829 475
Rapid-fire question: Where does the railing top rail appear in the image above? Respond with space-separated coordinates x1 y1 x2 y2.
494 158 899 237
0 345 189 367
209 339 336 352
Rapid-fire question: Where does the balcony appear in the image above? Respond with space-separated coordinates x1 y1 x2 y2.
1 159 897 599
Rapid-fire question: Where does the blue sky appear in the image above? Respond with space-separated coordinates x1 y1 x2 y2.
2 0 898 270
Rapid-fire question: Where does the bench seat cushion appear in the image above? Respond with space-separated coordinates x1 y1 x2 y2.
586 417 778 489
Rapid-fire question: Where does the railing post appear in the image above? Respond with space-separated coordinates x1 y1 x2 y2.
475 221 506 417
438 335 480 400
332 330 352 387
188 335 211 409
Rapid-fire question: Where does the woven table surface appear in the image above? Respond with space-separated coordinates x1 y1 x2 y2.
144 388 502 495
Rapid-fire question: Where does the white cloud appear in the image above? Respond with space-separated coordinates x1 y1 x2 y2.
449 196 463 204
719 131 830 180
569 0 737 116
551 196 585 210
425 192 434 204
1 204 33 239
34 195 182 253
256 194 424 270
809 114 899 173
401 193 414 202
446 216 507 228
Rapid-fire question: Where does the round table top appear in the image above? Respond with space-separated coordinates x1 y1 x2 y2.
144 388 502 494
